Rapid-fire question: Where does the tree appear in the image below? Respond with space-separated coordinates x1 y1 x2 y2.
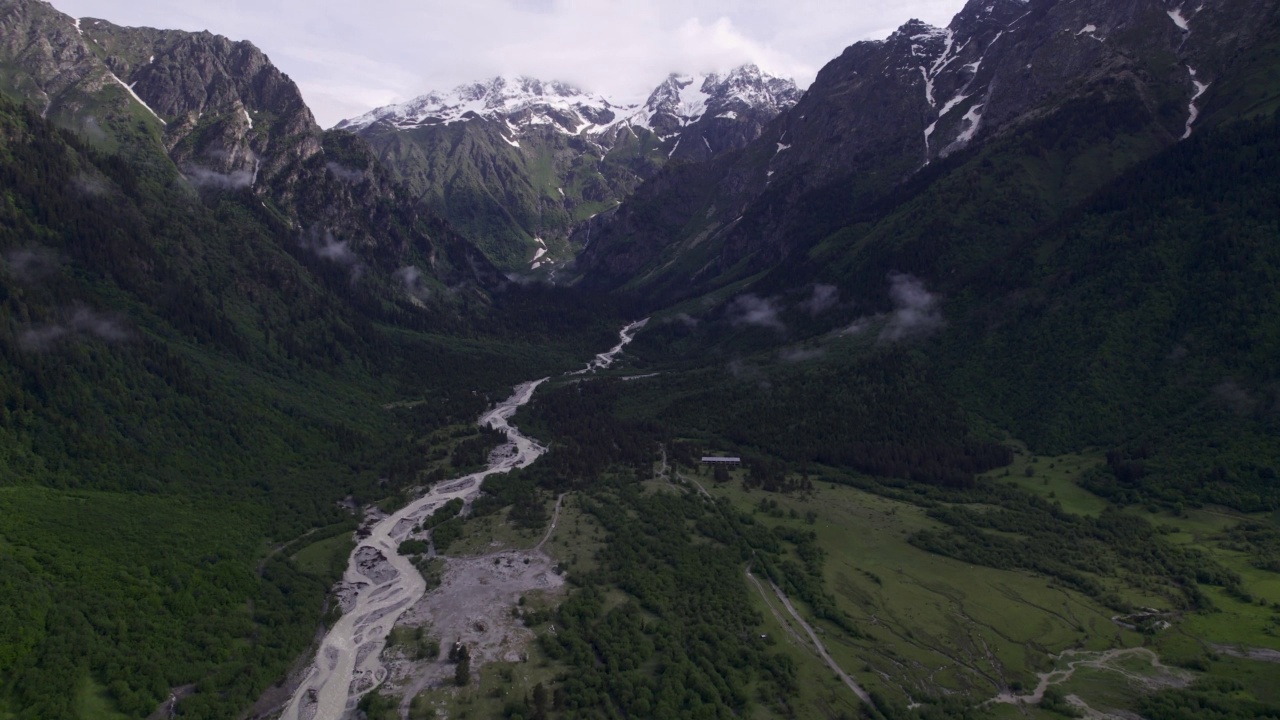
454 644 470 687
532 682 548 720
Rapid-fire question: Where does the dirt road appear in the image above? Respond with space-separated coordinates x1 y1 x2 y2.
745 567 872 704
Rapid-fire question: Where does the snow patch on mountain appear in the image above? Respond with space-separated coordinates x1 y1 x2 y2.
107 71 166 125
1182 66 1209 139
956 104 983 143
336 76 630 134
337 65 800 143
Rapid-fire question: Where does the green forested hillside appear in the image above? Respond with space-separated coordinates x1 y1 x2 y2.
613 104 1280 515
942 111 1280 510
0 96 619 718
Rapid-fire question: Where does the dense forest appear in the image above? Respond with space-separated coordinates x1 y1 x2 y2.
2 3 1280 716
0 95 620 718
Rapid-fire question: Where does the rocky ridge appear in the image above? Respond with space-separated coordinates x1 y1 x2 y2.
334 65 799 270
573 0 1280 297
0 0 498 294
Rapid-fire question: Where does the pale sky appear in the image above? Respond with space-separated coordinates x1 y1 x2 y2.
50 0 970 128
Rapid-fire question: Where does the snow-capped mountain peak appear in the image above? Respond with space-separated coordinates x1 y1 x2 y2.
334 75 628 134
336 65 800 139
617 64 800 137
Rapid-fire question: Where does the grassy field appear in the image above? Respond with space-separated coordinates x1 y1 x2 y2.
998 446 1110 517
291 532 356 578
359 448 1280 718
445 505 547 556
538 496 607 577
690 473 1138 703
676 460 1280 717
405 642 563 720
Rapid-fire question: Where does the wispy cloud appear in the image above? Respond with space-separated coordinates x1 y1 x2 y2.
800 283 839 316
72 171 110 198
726 293 785 332
394 265 430 299
779 346 824 362
19 305 130 352
184 165 255 190
830 273 944 342
3 248 59 283
879 272 944 342
326 162 367 184
300 226 366 282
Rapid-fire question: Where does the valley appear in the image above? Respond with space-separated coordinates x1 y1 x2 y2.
282 321 645 719
2 0 1280 717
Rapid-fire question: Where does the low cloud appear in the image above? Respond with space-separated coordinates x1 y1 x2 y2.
72 172 110 198
19 305 130 352
326 162 367 183
879 272 944 343
394 265 430 299
779 346 824 363
674 312 699 327
800 283 839 316
184 165 255 190
727 356 771 390
828 274 944 343
838 317 874 337
184 149 259 191
300 226 366 282
3 248 59 283
79 115 107 143
301 226 358 265
1211 379 1257 416
727 293 785 332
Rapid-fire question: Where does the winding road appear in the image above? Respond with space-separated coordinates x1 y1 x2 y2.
283 320 646 720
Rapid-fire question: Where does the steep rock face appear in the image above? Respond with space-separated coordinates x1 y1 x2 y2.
0 1 321 190
74 17 324 203
644 66 802 163
575 0 1279 298
336 66 799 271
0 0 102 115
0 0 498 296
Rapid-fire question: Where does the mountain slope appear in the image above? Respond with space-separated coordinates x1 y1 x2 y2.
338 67 798 271
605 6 1280 511
0 4 630 717
575 0 1279 300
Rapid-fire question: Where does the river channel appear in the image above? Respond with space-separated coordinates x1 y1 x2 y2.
283 320 644 720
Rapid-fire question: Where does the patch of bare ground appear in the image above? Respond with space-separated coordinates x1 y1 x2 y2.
1212 644 1280 663
987 648 1193 709
379 547 566 710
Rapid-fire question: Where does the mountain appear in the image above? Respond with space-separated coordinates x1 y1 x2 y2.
568 0 1280 512
0 0 505 295
573 0 1279 298
0 2 627 716
5 0 1280 717
335 66 799 271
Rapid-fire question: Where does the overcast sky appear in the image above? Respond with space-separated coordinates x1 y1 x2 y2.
51 0 970 128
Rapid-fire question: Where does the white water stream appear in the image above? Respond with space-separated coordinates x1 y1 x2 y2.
571 318 649 375
283 321 645 720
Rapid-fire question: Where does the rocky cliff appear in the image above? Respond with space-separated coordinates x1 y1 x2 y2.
574 0 1280 298
0 0 497 294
